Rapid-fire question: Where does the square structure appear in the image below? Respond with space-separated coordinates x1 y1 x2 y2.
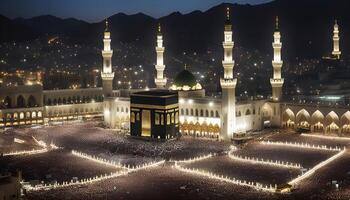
130 90 179 139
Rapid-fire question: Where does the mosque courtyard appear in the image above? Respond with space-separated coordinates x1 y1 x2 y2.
1 122 350 200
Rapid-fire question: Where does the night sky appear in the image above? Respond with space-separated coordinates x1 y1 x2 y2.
0 0 271 22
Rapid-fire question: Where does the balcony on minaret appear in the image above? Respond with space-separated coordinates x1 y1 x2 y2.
104 31 110 38
225 24 232 32
155 64 165 71
220 78 237 88
222 59 234 66
102 50 113 58
273 42 281 48
156 46 164 52
272 60 283 67
101 72 114 80
270 78 284 86
155 78 167 86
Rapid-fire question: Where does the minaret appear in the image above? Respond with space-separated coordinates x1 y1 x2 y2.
270 16 284 102
154 23 167 88
332 20 341 59
220 7 237 140
101 19 115 97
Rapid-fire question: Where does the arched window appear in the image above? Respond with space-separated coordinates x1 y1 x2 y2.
210 111 214 117
28 95 37 107
17 95 25 108
216 111 220 118
245 109 251 115
195 109 198 117
205 110 209 117
4 96 11 108
186 109 189 115
190 109 194 116
200 109 204 117
181 109 184 115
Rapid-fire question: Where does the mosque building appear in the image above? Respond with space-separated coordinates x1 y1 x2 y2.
1 9 350 140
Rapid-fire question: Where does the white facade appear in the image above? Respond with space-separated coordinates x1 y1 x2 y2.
2 11 350 139
103 97 130 129
270 16 284 102
154 24 167 88
101 20 115 97
220 7 237 139
332 20 341 59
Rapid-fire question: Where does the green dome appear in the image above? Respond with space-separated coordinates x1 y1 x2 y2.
174 70 197 88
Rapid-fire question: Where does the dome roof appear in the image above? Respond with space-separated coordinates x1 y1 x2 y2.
173 70 197 88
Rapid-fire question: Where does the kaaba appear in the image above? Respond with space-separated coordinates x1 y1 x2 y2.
130 90 180 139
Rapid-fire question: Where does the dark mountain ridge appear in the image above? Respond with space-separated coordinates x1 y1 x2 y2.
0 0 349 59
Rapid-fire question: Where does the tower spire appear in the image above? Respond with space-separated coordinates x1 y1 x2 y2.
154 22 167 88
101 18 114 97
332 19 341 59
220 7 237 140
270 17 284 101
226 7 230 21
105 19 109 31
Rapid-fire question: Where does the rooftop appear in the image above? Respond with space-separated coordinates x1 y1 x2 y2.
132 90 178 98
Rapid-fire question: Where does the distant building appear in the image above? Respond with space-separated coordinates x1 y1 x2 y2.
1 11 350 139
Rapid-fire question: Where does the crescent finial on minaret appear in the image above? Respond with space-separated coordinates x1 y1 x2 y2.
105 19 109 31
275 16 279 30
226 7 230 21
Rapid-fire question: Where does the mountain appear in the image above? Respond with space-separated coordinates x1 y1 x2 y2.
14 15 89 35
0 0 350 59
0 15 37 42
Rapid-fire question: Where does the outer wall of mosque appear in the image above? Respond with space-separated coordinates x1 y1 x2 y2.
1 14 349 140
